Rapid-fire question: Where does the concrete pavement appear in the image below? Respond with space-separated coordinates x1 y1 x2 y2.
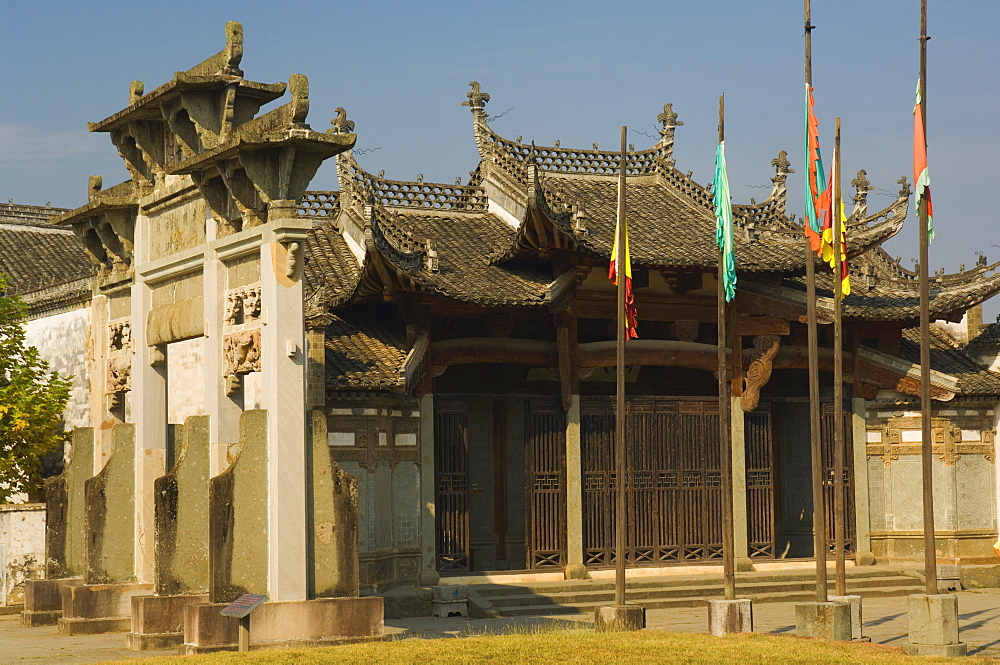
2 589 1000 662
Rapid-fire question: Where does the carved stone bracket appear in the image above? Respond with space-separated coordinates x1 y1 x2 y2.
740 335 780 412
223 329 261 375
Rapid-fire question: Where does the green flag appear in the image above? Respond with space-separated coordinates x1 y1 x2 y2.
713 141 736 302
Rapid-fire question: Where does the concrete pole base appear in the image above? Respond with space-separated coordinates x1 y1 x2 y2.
707 598 753 636
794 601 851 641
828 594 867 641
904 593 966 657
594 604 646 632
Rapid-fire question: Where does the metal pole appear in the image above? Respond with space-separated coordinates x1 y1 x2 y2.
832 118 847 597
804 0 828 604
717 94 736 601
615 125 627 607
918 0 938 597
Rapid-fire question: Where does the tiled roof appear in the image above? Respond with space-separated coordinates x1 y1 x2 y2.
778 248 1000 322
302 206 362 326
324 307 409 391
0 204 95 311
897 326 1000 396
370 206 553 307
969 322 1000 354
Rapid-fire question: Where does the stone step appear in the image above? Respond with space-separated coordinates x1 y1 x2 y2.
484 576 921 608
471 569 921 599
494 584 925 617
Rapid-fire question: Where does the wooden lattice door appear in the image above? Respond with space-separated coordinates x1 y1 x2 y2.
525 398 567 569
745 406 776 559
821 400 856 555
435 399 470 572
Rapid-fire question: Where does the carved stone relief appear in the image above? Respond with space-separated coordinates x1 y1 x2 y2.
106 319 132 393
223 329 261 375
867 415 996 466
224 284 261 326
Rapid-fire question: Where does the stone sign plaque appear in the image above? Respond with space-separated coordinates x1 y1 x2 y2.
220 593 267 618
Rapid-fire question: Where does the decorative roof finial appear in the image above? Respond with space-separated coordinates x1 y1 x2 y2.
288 74 309 126
851 169 873 219
461 81 490 116
656 103 683 167
767 151 794 215
327 107 355 134
88 175 103 202
129 81 144 105
897 175 911 198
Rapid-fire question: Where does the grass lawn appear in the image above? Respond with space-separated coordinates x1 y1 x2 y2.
104 626 989 664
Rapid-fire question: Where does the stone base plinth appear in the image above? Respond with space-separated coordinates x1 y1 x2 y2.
564 563 589 580
20 578 82 626
125 593 209 651
708 599 752 636
181 597 384 653
828 595 868 641
594 604 646 632
735 558 755 573
794 601 851 641
57 582 153 635
904 593 966 657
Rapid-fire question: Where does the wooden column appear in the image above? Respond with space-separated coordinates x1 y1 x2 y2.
555 309 586 579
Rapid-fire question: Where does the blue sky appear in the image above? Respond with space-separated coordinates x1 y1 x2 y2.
2 1 998 314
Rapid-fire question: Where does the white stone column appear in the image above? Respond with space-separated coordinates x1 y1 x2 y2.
852 397 875 564
259 213 310 601
564 395 586 579
87 294 110 471
418 393 439 585
203 239 240 477
131 212 167 584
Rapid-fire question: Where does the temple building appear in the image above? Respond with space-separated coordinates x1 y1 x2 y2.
4 21 1000 646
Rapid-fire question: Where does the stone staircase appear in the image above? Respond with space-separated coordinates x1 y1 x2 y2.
463 566 925 617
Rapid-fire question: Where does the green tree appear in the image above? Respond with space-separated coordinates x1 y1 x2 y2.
0 274 71 502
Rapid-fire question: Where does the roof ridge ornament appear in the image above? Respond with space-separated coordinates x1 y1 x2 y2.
897 175 912 199
461 81 490 116
327 107 355 135
851 169 873 221
656 103 683 167
767 150 794 216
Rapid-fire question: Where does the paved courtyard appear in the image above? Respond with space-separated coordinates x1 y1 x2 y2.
2 589 1000 662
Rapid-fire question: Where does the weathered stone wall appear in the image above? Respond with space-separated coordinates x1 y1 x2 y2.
167 338 207 424
147 193 207 261
326 401 421 588
0 504 45 605
309 410 358 598
155 415 210 595
867 405 998 562
84 422 136 583
24 308 90 429
209 410 267 603
45 427 94 578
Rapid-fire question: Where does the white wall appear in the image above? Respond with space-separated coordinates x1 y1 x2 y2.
167 337 207 424
24 308 90 430
0 504 45 605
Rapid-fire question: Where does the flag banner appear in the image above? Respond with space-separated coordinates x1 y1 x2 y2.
913 80 934 242
713 141 737 302
820 147 851 296
609 182 638 339
804 84 830 255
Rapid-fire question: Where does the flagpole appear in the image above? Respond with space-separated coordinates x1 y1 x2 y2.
832 117 847 597
615 125 627 608
917 0 938 598
717 95 736 601
804 0 828 604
